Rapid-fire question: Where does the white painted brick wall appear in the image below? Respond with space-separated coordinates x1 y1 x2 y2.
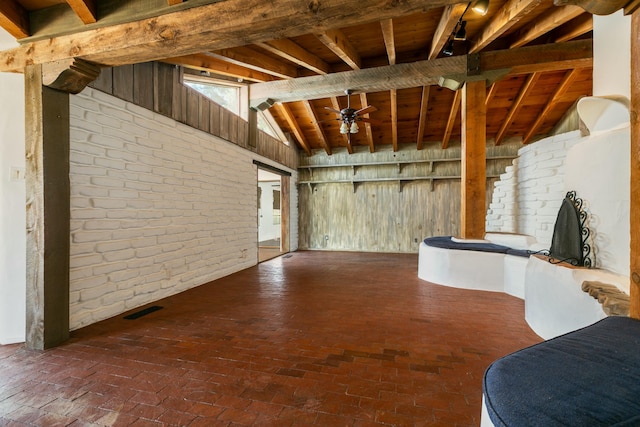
486 130 581 246
69 87 297 330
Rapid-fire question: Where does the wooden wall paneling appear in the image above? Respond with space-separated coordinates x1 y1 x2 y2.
198 95 210 133
229 114 239 145
91 67 113 94
171 66 186 123
154 62 174 117
185 88 200 129
630 9 640 319
209 101 221 135
133 62 154 111
24 65 70 349
112 64 134 103
219 106 230 141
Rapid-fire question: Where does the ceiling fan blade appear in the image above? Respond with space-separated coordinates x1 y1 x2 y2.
357 117 382 125
324 106 342 114
355 105 377 115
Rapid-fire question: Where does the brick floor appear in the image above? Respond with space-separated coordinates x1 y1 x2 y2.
0 251 541 426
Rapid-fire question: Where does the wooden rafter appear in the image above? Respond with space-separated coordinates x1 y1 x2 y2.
554 13 592 42
251 40 592 103
255 39 330 75
429 3 467 59
416 85 430 150
495 72 540 144
470 0 544 53
209 47 298 79
65 0 97 24
317 28 362 70
168 0 184 4
510 6 585 48
485 82 498 107
0 0 29 39
380 19 396 65
442 90 461 149
302 101 332 155
390 89 398 151
163 54 275 83
273 102 311 156
523 68 580 143
359 93 375 153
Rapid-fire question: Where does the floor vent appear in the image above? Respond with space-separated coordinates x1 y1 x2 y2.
283 254 293 259
124 305 163 320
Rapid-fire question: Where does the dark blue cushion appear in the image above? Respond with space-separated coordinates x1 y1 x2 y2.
484 316 640 426
423 236 511 254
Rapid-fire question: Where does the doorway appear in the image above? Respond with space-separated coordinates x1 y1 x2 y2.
258 168 289 262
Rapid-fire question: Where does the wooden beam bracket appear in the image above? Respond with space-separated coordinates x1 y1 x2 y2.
42 58 101 94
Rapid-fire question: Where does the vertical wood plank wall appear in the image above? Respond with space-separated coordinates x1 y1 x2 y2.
90 62 298 171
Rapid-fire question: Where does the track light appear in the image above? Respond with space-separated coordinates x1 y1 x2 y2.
472 0 489 16
454 21 467 41
443 40 454 56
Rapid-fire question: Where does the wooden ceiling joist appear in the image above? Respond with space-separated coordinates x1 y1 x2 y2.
554 13 593 42
65 0 97 24
495 72 540 145
302 101 332 155
0 0 29 39
523 68 581 143
442 90 461 149
209 47 298 79
250 40 591 104
163 54 275 83
273 102 311 156
317 28 362 70
510 6 585 48
359 93 376 153
470 0 544 53
416 85 430 150
380 19 396 65
255 39 331 75
429 3 467 60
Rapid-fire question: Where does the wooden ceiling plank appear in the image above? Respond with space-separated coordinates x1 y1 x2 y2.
495 72 540 144
390 89 398 151
510 6 585 48
163 54 275 82
359 93 376 153
209 47 298 79
380 19 396 65
302 100 332 155
442 90 461 149
429 3 467 60
0 0 29 39
65 0 97 24
416 85 430 149
523 68 580 143
274 102 312 156
470 0 545 53
256 39 330 75
329 96 352 153
250 40 592 104
554 13 593 42
316 28 362 70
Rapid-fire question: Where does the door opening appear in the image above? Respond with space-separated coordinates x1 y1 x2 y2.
258 168 288 262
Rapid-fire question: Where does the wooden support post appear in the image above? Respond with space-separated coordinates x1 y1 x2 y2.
630 10 640 319
281 176 290 254
460 80 486 239
25 65 71 350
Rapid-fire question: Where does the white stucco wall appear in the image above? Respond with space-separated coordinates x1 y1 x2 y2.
593 11 631 98
69 88 298 329
0 30 26 345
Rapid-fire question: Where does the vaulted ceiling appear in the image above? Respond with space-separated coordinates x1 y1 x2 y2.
0 0 627 156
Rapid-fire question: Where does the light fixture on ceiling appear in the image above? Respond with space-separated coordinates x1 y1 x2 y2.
443 40 455 56
472 0 490 16
454 20 467 41
441 0 489 56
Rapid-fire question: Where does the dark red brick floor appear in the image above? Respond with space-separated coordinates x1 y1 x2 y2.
0 251 542 426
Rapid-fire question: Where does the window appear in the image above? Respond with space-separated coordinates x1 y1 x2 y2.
184 79 241 115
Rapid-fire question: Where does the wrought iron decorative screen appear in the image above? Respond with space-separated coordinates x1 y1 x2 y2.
548 191 592 267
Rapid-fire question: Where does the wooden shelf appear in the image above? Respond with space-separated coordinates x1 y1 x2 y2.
298 174 502 192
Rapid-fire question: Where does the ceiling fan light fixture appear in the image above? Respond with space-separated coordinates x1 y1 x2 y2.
340 122 350 134
350 121 359 134
472 0 489 16
454 21 467 41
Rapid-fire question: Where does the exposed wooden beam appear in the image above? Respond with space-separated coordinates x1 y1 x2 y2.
302 100 332 155
359 93 376 153
250 40 592 103
0 0 29 39
163 54 275 83
416 85 430 149
209 46 298 79
273 102 311 156
330 96 352 153
625 0 640 14
255 39 331 75
1 0 459 71
460 80 487 239
554 13 592 42
523 68 580 143
495 72 540 144
553 0 629 15
429 3 467 60
630 9 639 318
510 6 585 48
485 81 498 107
469 0 544 53
317 28 362 70
65 0 97 24
380 19 396 65
390 89 398 151
442 90 461 149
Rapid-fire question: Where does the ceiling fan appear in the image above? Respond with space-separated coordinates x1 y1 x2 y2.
324 89 378 145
